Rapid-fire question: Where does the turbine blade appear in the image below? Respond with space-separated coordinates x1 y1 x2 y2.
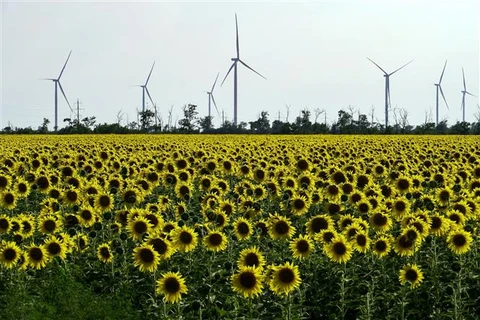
58 81 73 112
40 78 56 81
221 62 236 86
366 57 387 74
211 94 220 116
466 91 477 97
145 87 155 107
211 72 219 93
389 59 414 76
145 62 155 86
235 13 239 58
239 60 267 80
462 68 466 91
439 60 447 84
439 86 449 110
58 50 72 80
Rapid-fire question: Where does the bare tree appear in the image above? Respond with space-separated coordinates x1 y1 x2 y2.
399 108 409 130
314 108 325 123
347 105 356 122
116 109 124 125
369 105 375 125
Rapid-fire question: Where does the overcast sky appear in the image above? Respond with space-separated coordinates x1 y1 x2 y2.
1 0 479 130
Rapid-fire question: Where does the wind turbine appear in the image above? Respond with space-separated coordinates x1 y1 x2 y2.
434 60 449 126
221 13 266 126
206 73 220 119
461 68 477 122
41 50 73 132
136 62 155 113
367 57 413 129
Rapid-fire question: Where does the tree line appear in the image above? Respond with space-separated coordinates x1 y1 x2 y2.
2 104 480 135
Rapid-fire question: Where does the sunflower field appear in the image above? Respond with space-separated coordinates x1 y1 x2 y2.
0 135 479 319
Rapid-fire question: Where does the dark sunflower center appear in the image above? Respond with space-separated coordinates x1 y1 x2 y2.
449 214 460 224
296 240 310 253
394 201 406 212
237 222 250 235
397 179 410 190
208 233 223 246
357 176 369 188
0 218 9 230
274 221 289 235
124 191 137 203
351 193 361 203
347 228 358 238
179 231 193 244
50 189 60 199
452 204 466 214
29 247 44 261
328 185 339 195
373 213 387 226
66 191 78 202
4 193 14 205
293 199 305 210
399 235 413 249
134 221 148 234
22 222 32 233
311 217 328 233
375 240 387 252
405 269 418 282
341 219 353 229
164 277 180 293
333 172 346 184
452 234 467 246
18 183 28 193
43 220 56 232
139 248 155 263
163 224 175 233
440 191 450 201
100 247 111 258
356 234 367 246
431 217 442 229
99 195 111 207
0 177 7 188
322 231 335 243
244 253 260 267
179 186 189 196
333 242 347 255
406 230 418 241
37 177 49 189
328 203 341 214
81 210 93 221
3 248 17 261
278 268 295 284
297 159 308 171
358 203 369 213
47 242 61 255
342 183 353 194
150 239 167 254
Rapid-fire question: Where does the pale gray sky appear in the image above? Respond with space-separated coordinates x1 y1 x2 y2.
1 0 479 129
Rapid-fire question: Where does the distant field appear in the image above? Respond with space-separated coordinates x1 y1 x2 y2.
0 135 479 319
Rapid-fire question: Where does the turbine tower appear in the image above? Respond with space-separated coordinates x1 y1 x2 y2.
434 60 449 126
221 13 266 126
206 73 220 119
461 68 477 122
367 57 413 129
136 62 155 113
41 50 73 132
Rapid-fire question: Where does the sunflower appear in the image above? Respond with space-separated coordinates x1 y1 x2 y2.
325 184 341 201
356 200 371 215
133 244 160 272
447 210 466 227
399 264 424 289
127 216 153 241
369 210 392 233
268 261 302 296
352 231 370 254
337 214 355 231
171 225 198 252
306 214 334 235
395 176 412 194
203 230 228 252
394 234 416 257
233 217 253 241
73 233 89 252
121 187 144 206
289 194 310 216
38 214 62 234
18 214 35 239
156 271 188 304
94 192 114 213
436 187 452 205
324 235 353 264
268 214 296 240
43 235 68 260
26 244 49 269
63 188 81 205
237 246 266 269
145 235 175 259
0 241 21 268
78 207 97 227
429 213 450 237
14 179 30 198
392 197 410 219
231 266 264 299
447 228 473 255
290 234 315 259
316 228 338 244
0 190 17 209
372 235 393 258
0 215 11 233
97 243 113 263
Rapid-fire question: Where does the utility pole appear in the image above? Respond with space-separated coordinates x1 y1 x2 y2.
222 110 225 126
76 99 82 130
154 103 158 127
